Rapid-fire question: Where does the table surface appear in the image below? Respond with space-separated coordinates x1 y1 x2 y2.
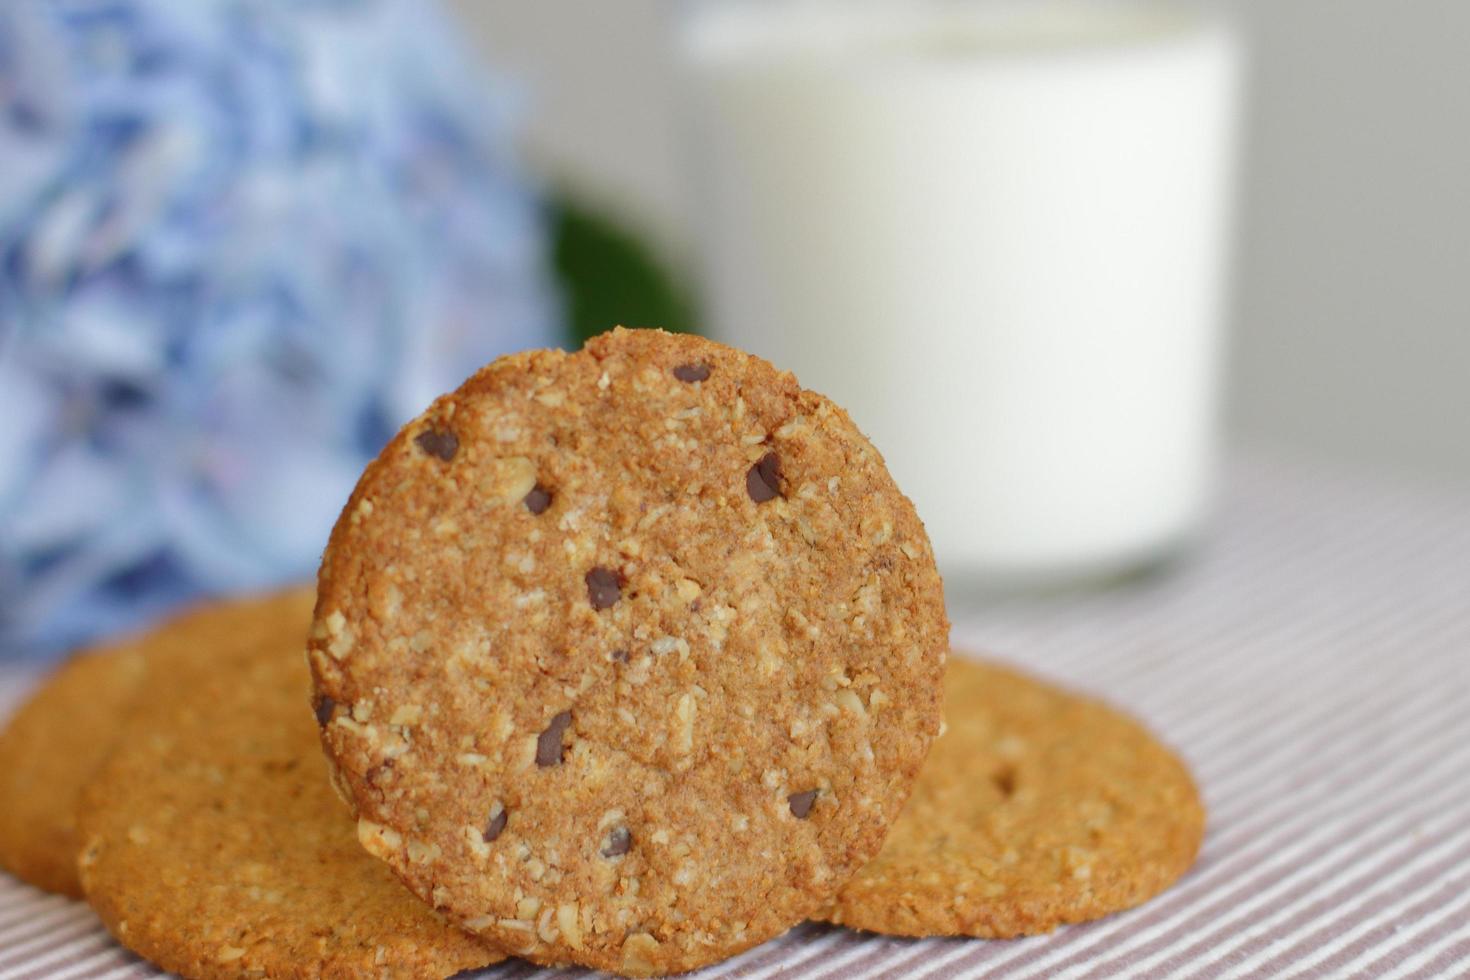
2 453 1468 980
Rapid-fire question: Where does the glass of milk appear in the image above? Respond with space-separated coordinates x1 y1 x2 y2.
679 0 1243 589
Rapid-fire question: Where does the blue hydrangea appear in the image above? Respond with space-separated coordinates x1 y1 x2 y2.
0 0 559 655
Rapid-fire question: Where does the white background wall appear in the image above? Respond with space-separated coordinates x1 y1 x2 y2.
446 0 1470 487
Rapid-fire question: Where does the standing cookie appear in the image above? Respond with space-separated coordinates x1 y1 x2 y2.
76 609 504 979
309 328 949 975
823 657 1205 937
0 588 315 897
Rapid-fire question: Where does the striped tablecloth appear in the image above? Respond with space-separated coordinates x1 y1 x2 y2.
3 453 1468 979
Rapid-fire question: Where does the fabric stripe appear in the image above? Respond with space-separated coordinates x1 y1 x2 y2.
0 889 75 927
1401 937 1470 980
7 933 120 980
19 945 131 980
1210 836 1470 976
742 928 873 980
702 924 823 978
1099 740 1470 970
1136 815 1470 978
0 919 111 977
1349 890 1470 980
1289 869 1470 979
0 905 100 962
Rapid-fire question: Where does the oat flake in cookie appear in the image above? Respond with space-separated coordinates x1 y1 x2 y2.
309 328 949 975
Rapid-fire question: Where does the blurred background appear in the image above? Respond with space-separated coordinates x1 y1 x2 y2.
448 0 1470 486
2 0 1467 657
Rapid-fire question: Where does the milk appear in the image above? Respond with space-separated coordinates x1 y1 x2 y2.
680 0 1242 585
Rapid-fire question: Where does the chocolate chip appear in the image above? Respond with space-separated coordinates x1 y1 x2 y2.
523 484 552 514
601 826 632 857
611 649 630 663
788 789 818 819
536 710 573 767
672 362 711 383
992 765 1017 798
314 696 335 726
483 808 508 843
414 428 459 461
585 567 623 610
746 452 782 503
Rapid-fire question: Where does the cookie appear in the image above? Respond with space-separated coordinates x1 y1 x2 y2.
76 608 505 979
0 588 316 896
823 656 1205 937
309 327 949 975
0 640 145 896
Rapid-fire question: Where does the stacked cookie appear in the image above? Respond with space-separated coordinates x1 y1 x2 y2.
2 589 507 977
0 329 1203 978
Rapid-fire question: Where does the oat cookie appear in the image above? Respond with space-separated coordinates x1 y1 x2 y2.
0 641 144 896
823 656 1205 937
0 588 315 896
309 328 949 974
77 620 504 979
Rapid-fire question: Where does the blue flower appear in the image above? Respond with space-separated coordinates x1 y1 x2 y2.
0 0 559 655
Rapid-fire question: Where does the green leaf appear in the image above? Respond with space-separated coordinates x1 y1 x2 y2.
549 191 700 347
